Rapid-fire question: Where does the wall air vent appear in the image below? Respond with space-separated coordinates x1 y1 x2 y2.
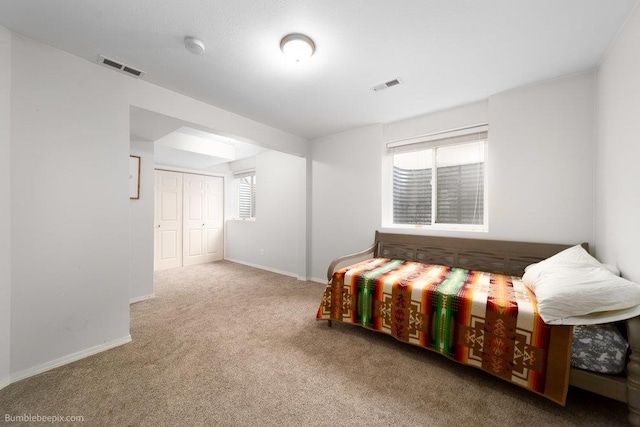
97 55 146 78
370 77 403 92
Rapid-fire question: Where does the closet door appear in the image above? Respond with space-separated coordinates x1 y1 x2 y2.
204 176 224 262
154 170 183 270
183 173 206 266
183 174 225 265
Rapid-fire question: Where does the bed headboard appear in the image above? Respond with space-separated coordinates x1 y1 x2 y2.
373 231 586 277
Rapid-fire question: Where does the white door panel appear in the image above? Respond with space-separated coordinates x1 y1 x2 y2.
155 170 183 270
159 230 178 259
188 229 203 256
183 174 204 266
160 192 179 221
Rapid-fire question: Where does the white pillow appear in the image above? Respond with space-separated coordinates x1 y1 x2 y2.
522 245 640 325
556 304 640 325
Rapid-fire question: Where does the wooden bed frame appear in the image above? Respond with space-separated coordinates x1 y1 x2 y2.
325 231 640 425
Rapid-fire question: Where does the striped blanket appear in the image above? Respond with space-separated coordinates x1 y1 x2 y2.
316 258 573 404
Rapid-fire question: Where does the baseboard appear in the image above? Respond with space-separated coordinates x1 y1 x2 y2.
309 277 327 284
222 259 322 283
0 375 9 391
10 335 132 384
130 293 155 304
225 258 298 279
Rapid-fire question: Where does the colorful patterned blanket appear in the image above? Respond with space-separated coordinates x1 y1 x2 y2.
316 258 573 404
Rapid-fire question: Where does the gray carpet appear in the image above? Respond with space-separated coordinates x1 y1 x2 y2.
0 261 628 426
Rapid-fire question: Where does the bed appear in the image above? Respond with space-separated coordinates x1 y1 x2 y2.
316 231 640 425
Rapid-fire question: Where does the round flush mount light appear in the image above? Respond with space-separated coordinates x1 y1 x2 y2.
280 33 315 62
184 36 205 55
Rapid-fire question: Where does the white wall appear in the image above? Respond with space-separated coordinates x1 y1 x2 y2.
309 74 596 280
10 35 131 376
130 139 155 302
0 25 11 389
487 72 595 244
225 150 306 278
595 5 640 283
310 124 383 281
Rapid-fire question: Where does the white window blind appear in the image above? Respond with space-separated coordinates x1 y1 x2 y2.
234 170 256 219
387 124 488 154
435 143 484 225
393 150 432 224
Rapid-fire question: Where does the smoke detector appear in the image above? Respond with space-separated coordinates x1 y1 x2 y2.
370 77 403 92
97 55 145 78
184 37 205 55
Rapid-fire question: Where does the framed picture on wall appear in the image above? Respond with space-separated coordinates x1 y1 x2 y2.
129 155 141 199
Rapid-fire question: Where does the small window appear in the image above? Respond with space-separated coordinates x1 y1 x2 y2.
236 172 256 219
387 126 487 230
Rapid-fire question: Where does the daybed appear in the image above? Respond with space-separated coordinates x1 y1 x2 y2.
316 231 640 425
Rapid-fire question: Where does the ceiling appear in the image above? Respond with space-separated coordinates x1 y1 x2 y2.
129 106 266 171
153 127 267 172
0 0 637 141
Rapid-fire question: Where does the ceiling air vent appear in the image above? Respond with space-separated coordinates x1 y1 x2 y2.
370 77 403 92
97 55 146 78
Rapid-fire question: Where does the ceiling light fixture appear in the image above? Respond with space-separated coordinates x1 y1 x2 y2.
184 36 205 55
280 33 315 63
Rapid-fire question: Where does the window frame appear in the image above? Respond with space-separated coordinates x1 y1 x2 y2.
383 127 489 232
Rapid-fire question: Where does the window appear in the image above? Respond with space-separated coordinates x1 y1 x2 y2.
236 171 256 219
387 126 487 230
